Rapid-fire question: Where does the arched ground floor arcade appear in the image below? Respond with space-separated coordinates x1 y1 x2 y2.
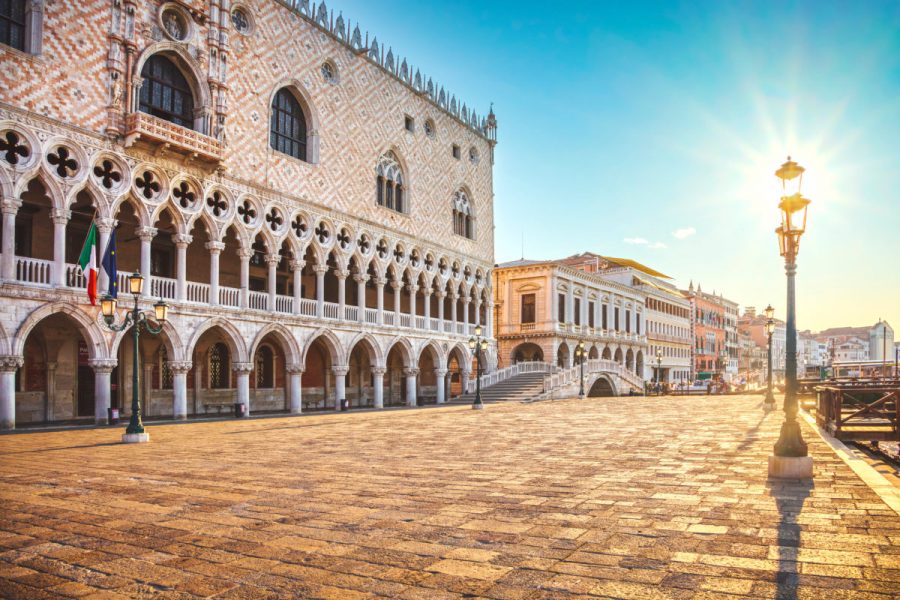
0 298 485 429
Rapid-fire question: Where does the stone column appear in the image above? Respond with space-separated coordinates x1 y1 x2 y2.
88 358 117 425
51 208 71 287
408 284 418 321
173 234 192 302
266 254 279 311
336 269 348 319
142 362 154 417
434 368 448 404
332 365 348 410
0 356 23 429
355 274 367 322
291 260 304 314
286 364 303 414
551 287 559 326
566 284 574 324
138 226 157 288
206 241 224 305
450 291 458 326
95 218 116 294
371 367 385 408
375 277 386 325
170 361 192 420
460 369 470 397
423 288 432 324
45 362 56 422
1 198 21 281
404 368 419 407
391 280 401 326
233 362 252 416
462 296 471 332
486 299 494 338
238 248 252 309
437 290 446 330
474 297 482 327
315 265 327 318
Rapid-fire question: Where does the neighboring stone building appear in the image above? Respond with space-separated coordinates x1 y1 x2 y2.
869 320 895 363
560 253 691 384
0 0 498 428
683 283 727 381
492 258 647 393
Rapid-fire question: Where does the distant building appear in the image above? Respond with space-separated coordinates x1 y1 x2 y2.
683 283 727 381
869 320 895 362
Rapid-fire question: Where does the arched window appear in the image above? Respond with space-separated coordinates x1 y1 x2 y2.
375 152 405 213
209 343 230 389
255 345 274 388
139 54 195 129
158 346 173 390
0 0 26 51
452 189 474 239
270 88 307 161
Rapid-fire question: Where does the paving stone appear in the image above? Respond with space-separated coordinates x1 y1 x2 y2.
1 395 899 597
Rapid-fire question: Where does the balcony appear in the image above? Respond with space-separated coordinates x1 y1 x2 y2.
124 112 223 165
10 261 483 339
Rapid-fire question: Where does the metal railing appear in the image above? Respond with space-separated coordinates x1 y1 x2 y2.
467 361 556 393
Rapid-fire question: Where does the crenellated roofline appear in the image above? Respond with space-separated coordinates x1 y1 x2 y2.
274 0 498 143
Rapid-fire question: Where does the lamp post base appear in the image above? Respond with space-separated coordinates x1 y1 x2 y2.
763 401 776 412
768 455 813 479
472 403 484 410
122 432 150 444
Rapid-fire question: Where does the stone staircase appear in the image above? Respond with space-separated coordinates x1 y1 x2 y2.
448 372 547 405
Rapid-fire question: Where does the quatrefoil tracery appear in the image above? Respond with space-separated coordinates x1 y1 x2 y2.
376 239 389 259
424 254 434 270
393 245 405 262
0 131 29 165
135 171 161 199
337 228 352 250
314 222 330 244
47 147 78 178
291 215 308 238
357 235 371 254
173 181 196 209
206 191 228 217
266 207 284 232
92 160 122 190
237 200 257 224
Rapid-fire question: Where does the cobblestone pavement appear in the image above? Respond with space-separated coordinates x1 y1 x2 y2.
2 395 899 599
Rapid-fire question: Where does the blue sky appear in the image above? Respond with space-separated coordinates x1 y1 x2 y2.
337 0 900 332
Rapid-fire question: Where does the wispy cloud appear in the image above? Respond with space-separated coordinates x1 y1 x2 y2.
624 237 649 245
649 241 668 249
672 226 697 240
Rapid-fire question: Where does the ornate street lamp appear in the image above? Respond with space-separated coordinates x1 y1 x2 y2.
101 272 169 443
770 157 812 478
468 324 488 410
764 305 776 409
574 341 586 398
655 348 663 395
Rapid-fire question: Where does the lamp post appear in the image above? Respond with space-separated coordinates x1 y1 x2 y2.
468 324 488 410
769 157 812 478
100 272 169 443
574 341 586 398
764 304 776 410
655 348 662 395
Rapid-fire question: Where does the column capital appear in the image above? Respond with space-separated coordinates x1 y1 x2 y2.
314 265 329 275
238 247 254 260
407 284 419 294
334 269 349 280
231 361 253 374
205 240 225 253
332 365 349 377
264 254 281 267
374 276 387 287
87 358 117 373
434 368 448 377
422 287 433 297
168 360 193 374
436 290 447 299
463 295 472 305
137 226 158 243
460 369 471 377
51 208 71 225
95 217 117 234
390 280 402 291
403 368 419 377
285 363 305 374
0 355 24 371
1 197 22 215
173 233 193 248
353 273 369 284
371 367 387 376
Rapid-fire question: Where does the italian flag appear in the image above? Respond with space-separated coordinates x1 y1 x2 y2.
78 222 98 305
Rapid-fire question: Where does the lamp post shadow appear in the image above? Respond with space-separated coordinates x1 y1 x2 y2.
767 479 814 600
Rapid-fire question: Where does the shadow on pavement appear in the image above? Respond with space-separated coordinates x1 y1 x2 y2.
768 478 814 600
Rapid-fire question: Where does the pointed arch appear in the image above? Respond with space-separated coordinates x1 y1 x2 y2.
417 340 444 366
133 42 212 134
14 303 108 359
384 336 414 367
302 327 344 366
249 323 300 366
187 317 249 363
110 318 185 363
346 332 384 368
268 79 320 163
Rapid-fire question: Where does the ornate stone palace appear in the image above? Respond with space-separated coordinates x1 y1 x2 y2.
0 0 498 429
